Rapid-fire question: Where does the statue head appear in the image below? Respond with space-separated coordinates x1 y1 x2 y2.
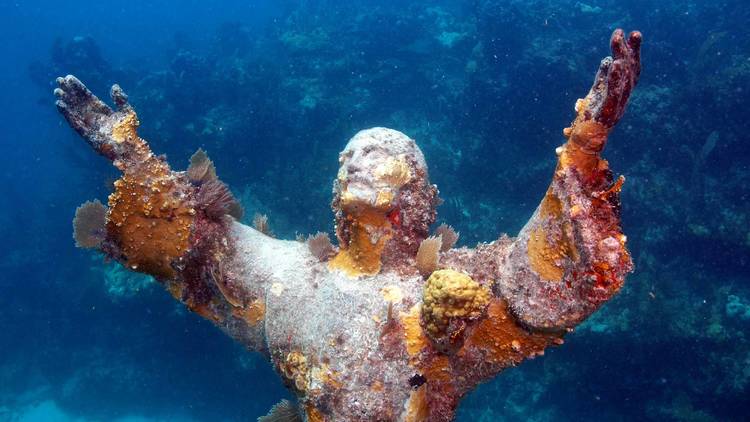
330 128 438 275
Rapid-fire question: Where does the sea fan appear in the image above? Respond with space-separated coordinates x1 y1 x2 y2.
307 232 335 261
253 213 273 236
196 179 242 220
434 223 459 251
416 235 442 277
187 148 217 183
226 200 244 220
257 399 301 422
73 199 107 248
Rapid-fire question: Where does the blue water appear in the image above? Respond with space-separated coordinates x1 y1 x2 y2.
1 0 749 420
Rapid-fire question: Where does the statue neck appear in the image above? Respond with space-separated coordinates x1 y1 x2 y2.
329 208 393 277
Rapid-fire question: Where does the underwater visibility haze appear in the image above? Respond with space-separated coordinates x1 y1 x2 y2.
1 0 749 421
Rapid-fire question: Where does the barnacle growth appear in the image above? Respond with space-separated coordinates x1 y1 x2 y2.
55 29 641 422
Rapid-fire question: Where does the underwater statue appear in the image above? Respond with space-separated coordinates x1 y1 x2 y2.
55 29 641 422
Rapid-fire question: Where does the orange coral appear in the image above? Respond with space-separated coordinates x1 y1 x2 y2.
281 351 310 392
526 101 614 283
231 298 266 326
559 100 611 176
399 298 562 421
105 112 194 279
401 305 452 381
401 305 429 360
329 208 391 276
403 386 429 422
305 404 325 422
527 190 579 281
459 299 560 365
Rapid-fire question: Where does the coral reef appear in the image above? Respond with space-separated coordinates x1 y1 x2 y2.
92 259 155 300
727 295 750 321
54 29 639 421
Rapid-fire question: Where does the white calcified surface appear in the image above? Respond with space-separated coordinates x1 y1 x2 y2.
226 221 425 420
337 127 427 209
340 128 427 170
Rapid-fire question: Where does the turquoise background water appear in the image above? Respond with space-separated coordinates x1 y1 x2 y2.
1 1 749 420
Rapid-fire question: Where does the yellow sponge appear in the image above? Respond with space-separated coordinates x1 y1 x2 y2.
421 269 491 343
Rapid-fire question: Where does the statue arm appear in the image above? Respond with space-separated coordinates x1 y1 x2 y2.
497 29 641 331
57 75 310 353
390 32 642 421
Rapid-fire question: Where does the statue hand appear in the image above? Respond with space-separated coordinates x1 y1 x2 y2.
54 75 132 159
587 29 642 128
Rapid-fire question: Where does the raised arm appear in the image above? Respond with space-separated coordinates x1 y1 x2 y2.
497 29 641 331
349 30 644 421
57 75 309 352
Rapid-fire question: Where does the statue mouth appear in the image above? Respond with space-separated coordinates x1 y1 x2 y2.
339 181 398 212
338 155 413 212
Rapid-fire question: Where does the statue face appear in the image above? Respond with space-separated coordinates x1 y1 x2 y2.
335 127 427 214
331 128 437 259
